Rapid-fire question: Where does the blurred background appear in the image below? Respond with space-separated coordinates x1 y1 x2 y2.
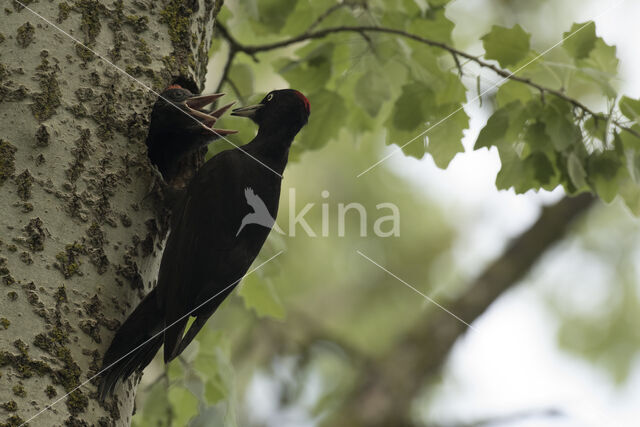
133 0 640 426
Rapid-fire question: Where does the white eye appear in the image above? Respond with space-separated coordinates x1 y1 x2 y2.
266 93 274 102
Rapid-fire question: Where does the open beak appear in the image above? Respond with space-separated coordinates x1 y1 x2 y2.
185 93 225 110
184 93 238 137
231 104 264 119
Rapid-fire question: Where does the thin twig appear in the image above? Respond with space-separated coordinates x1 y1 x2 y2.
216 23 258 62
451 51 463 77
306 2 352 33
225 77 243 100
214 49 236 94
221 24 639 139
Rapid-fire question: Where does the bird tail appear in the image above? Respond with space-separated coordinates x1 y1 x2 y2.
98 288 164 401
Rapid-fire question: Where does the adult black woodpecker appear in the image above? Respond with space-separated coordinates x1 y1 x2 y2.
146 84 237 188
98 89 310 400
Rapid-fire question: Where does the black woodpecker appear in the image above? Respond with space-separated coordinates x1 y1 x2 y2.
99 89 310 400
146 84 236 187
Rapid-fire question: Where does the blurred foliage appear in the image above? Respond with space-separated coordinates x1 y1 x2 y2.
538 201 640 384
211 0 640 213
133 0 640 425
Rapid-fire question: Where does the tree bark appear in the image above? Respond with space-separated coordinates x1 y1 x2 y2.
0 0 222 425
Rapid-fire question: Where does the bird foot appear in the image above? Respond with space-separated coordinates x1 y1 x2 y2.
143 164 183 211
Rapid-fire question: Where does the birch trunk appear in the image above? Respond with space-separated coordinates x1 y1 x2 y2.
0 0 222 425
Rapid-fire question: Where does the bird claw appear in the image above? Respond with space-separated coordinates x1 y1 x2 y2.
143 164 169 202
144 166 185 212
150 163 167 188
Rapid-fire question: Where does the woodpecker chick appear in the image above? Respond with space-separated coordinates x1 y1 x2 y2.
146 84 237 188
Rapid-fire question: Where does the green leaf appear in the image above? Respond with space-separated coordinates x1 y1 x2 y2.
276 43 334 93
619 126 640 150
542 102 581 152
236 0 259 22
190 331 237 424
409 8 454 45
523 121 552 153
562 22 596 59
434 71 467 105
168 387 198 426
354 71 391 117
587 151 625 202
373 37 408 66
385 74 467 165
475 102 525 149
524 152 556 187
198 349 233 405
426 106 469 168
495 81 533 108
131 381 170 427
575 38 619 97
392 83 431 132
619 178 640 215
385 82 433 159
428 0 452 7
626 149 640 183
380 0 421 27
204 376 227 404
495 146 528 192
297 89 348 151
281 0 336 35
167 357 184 382
584 116 608 144
409 49 465 107
228 63 253 98
409 47 442 85
238 274 286 319
619 96 640 122
567 152 588 190
256 0 298 32
578 38 618 76
482 24 531 68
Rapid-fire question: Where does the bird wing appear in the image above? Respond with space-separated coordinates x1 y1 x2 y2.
157 149 258 361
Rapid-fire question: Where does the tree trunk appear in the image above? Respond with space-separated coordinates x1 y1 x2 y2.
0 0 222 425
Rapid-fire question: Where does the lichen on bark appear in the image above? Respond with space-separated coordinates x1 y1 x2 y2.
0 1 223 425
0 140 17 186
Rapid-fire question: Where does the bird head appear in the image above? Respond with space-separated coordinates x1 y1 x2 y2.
231 89 310 134
149 85 237 142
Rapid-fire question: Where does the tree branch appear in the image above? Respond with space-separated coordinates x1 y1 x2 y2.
225 77 243 100
216 23 258 62
222 24 639 139
329 193 596 427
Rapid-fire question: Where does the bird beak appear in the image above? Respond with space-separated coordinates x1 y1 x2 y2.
185 93 225 110
183 93 238 136
231 104 264 119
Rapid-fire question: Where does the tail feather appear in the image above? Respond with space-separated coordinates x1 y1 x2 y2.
166 316 207 363
98 289 164 401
